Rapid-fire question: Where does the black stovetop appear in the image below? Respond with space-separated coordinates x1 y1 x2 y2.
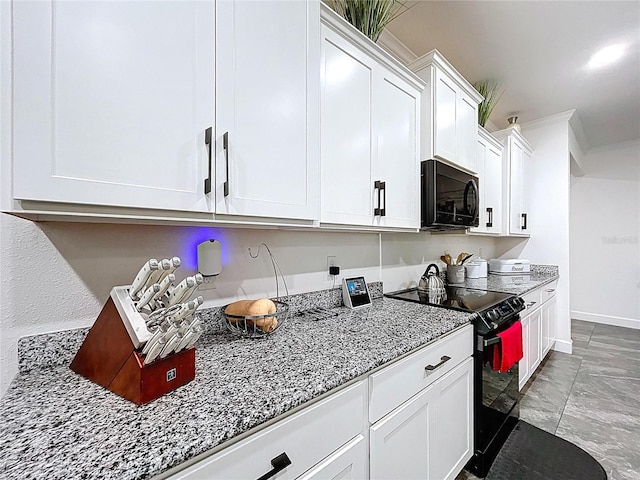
384 286 514 313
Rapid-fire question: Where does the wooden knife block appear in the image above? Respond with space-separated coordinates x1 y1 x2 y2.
70 296 196 405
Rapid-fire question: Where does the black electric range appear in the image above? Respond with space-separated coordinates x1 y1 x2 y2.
385 285 526 477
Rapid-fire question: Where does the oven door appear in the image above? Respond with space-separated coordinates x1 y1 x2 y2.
471 317 521 476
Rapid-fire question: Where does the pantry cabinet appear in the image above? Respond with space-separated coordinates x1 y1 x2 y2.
11 0 215 213
319 4 423 230
409 50 483 173
493 128 534 236
470 127 504 235
215 0 320 221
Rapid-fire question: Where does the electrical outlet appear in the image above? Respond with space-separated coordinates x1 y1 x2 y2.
327 256 337 270
199 276 217 290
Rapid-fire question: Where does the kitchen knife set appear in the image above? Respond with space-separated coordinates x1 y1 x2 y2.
129 257 205 365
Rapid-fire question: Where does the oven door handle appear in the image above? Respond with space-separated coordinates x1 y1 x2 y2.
483 336 501 348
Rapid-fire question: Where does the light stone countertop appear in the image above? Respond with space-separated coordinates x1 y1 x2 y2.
0 286 472 480
0 268 559 480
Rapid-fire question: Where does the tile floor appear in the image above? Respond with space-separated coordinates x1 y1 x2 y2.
457 319 640 480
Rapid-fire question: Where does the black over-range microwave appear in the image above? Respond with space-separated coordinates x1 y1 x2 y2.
421 159 479 230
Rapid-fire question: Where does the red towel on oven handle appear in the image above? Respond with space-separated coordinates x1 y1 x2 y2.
492 320 524 373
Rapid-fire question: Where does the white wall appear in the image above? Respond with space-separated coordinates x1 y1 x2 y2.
1 211 505 396
570 140 640 329
497 116 573 353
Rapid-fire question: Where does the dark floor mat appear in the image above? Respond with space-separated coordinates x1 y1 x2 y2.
486 421 607 480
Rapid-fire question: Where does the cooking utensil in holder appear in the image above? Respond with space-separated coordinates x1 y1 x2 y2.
222 243 289 339
70 286 196 404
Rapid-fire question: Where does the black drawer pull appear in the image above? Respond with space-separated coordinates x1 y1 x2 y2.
486 207 493 227
256 452 292 480
425 355 451 372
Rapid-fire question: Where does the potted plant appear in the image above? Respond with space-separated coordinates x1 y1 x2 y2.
473 80 502 128
326 0 406 42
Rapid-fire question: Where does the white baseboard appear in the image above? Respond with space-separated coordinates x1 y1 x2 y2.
552 338 572 354
571 311 640 330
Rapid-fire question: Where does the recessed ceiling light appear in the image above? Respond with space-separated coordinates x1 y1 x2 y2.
588 44 627 69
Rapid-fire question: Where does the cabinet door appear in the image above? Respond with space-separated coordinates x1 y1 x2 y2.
370 385 432 480
13 1 215 212
527 308 542 375
298 435 366 480
320 25 375 226
471 138 488 233
541 294 557 356
374 68 420 229
521 146 532 233
508 138 524 235
457 93 478 173
433 70 458 163
484 144 503 234
519 314 531 390
429 358 474 480
216 0 319 220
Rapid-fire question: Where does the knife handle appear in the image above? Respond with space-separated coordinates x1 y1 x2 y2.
144 337 167 365
155 257 181 285
167 277 196 307
144 258 171 291
137 284 161 311
130 259 159 299
153 273 175 302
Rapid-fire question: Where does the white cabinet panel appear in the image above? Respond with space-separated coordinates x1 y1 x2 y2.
434 70 458 162
216 0 319 220
320 26 374 226
375 70 420 229
429 357 474 480
458 94 478 172
298 435 366 480
470 127 503 235
13 0 215 212
370 384 432 480
527 308 542 376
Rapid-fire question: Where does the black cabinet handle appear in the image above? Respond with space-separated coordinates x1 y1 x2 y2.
522 213 527 230
374 180 382 216
425 355 451 372
380 181 386 216
486 207 493 228
256 452 292 480
223 132 230 197
204 127 213 194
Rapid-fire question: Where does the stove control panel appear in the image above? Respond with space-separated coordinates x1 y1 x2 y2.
475 295 525 335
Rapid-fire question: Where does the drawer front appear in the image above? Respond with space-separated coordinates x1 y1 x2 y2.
171 381 366 480
541 280 558 304
521 288 541 313
369 325 473 423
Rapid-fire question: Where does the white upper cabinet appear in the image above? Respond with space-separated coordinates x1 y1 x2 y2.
470 126 504 235
494 128 534 236
12 1 215 213
320 4 423 230
215 0 320 221
409 50 483 174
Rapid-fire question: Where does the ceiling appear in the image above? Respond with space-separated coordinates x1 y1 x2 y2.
384 0 640 150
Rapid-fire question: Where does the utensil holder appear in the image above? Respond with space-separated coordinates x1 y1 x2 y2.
446 265 466 284
70 287 196 405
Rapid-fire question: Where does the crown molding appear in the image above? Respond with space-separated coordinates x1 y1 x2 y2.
377 29 418 66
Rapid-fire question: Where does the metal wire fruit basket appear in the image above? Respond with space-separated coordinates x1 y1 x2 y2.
222 243 289 339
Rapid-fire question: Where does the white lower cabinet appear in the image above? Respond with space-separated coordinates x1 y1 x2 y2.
167 326 475 480
370 357 473 480
519 280 558 389
169 381 365 480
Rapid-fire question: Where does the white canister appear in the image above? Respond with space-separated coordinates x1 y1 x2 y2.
465 260 488 278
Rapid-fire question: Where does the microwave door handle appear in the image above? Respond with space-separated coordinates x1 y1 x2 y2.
464 179 479 222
